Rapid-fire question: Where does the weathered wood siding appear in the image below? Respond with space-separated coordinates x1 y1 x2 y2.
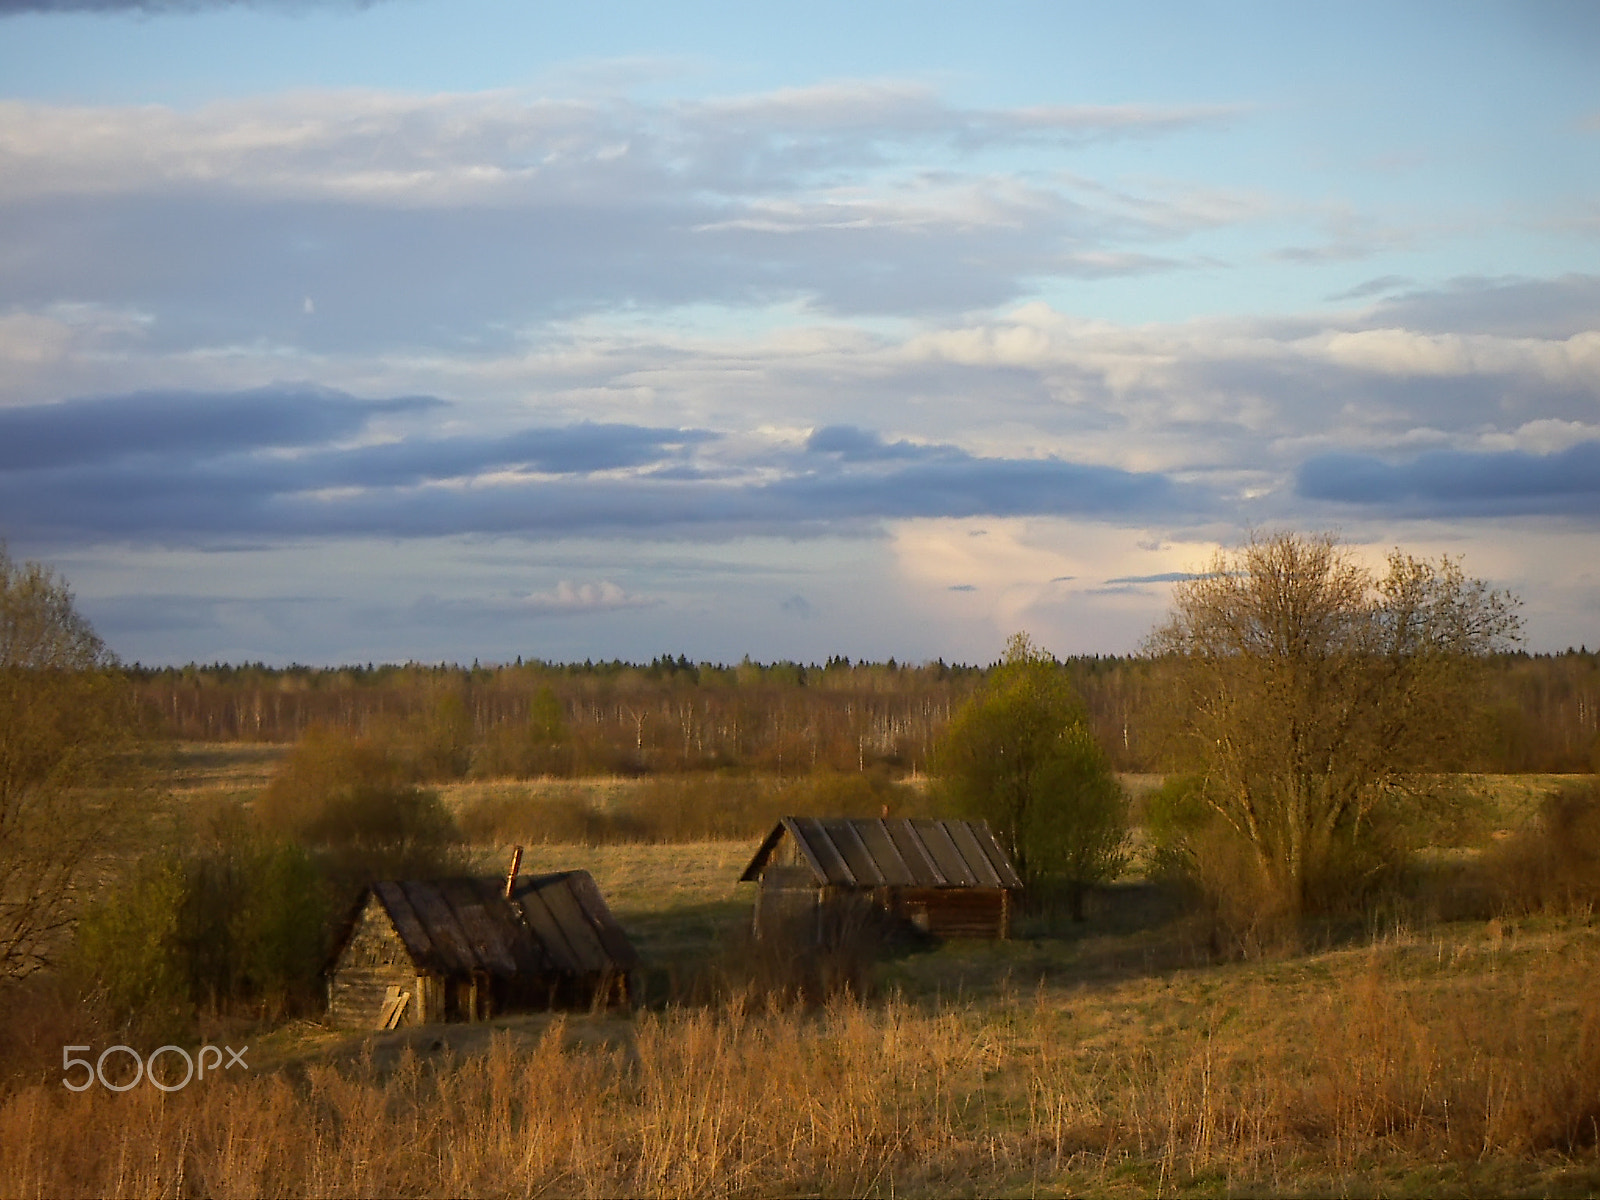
328 894 426 1028
885 886 1010 939
755 871 1013 941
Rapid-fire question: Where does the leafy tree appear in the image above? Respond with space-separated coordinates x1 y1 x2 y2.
933 633 1126 916
1147 531 1522 923
72 859 189 1026
0 547 138 980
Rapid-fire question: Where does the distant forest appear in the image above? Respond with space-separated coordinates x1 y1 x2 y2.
130 650 1600 776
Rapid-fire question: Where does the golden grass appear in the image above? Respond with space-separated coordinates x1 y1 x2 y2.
6 918 1597 1198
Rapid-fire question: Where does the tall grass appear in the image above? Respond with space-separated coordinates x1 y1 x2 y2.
5 925 1597 1197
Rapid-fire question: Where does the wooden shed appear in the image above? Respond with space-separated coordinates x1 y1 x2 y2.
326 870 638 1029
740 817 1023 941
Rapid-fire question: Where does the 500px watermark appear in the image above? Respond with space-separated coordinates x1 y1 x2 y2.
62 1044 248 1092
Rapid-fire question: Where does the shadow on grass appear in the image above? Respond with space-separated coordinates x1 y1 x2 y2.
620 883 1223 1007
882 880 1215 1002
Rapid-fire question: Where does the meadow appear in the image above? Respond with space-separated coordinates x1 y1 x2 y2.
2 747 1596 1197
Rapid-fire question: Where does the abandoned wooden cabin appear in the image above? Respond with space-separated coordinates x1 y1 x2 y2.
326 869 638 1029
740 816 1023 940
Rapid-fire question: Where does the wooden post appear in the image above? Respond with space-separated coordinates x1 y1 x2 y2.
504 845 524 899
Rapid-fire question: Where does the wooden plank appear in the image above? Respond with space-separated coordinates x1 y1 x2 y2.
970 822 1025 888
856 820 916 886
370 884 440 972
911 819 977 886
438 879 519 978
375 986 403 1030
788 818 851 885
533 876 611 975
382 991 411 1030
887 821 947 886
513 884 584 975
819 818 884 886
562 870 641 971
400 881 478 975
945 821 1005 888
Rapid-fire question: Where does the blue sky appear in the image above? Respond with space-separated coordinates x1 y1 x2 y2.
0 0 1596 665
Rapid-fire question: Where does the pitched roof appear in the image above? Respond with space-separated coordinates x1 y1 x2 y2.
739 817 1023 890
348 870 638 980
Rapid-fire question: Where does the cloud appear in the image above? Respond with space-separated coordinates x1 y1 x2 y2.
519 580 653 615
1296 441 1600 517
1101 572 1205 584
0 386 1195 543
0 87 1250 340
0 383 437 470
1326 275 1414 302
1364 274 1600 340
805 424 932 461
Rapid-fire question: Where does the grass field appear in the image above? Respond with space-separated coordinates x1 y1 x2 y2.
4 851 1596 1197
27 746 1586 1195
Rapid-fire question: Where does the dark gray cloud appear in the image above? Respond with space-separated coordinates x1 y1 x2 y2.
805 425 934 461
1297 440 1600 517
0 384 437 470
1102 571 1205 584
0 387 1193 543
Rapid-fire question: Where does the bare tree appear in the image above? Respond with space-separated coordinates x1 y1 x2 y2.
1147 532 1521 919
0 546 135 979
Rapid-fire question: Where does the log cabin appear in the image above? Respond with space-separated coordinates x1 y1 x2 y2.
325 868 637 1028
740 817 1023 941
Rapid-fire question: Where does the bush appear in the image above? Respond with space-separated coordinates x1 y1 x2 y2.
71 816 334 1032
457 770 918 848
1487 780 1600 916
72 858 190 1033
256 725 466 887
1143 774 1412 956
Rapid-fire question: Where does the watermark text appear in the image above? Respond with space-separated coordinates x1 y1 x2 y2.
62 1044 249 1092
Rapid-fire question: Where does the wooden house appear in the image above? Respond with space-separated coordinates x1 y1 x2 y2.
326 869 638 1029
740 817 1023 941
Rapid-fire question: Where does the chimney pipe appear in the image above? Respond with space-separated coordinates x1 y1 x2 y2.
504 845 523 898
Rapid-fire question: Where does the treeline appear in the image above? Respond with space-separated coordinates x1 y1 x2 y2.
128 649 1600 775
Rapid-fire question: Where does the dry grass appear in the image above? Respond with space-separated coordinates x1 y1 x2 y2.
5 916 1598 1198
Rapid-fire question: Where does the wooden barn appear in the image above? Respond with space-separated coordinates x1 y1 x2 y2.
326 867 638 1029
740 817 1023 941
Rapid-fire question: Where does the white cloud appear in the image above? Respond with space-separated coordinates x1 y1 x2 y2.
519 579 655 614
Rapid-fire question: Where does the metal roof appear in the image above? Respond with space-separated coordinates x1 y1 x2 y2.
739 817 1023 890
356 870 638 980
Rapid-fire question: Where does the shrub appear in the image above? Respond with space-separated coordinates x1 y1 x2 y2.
256 725 466 887
1142 774 1411 956
71 816 334 1032
72 858 190 1031
1488 779 1600 916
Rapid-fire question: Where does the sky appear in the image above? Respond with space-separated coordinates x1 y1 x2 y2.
0 0 1596 667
